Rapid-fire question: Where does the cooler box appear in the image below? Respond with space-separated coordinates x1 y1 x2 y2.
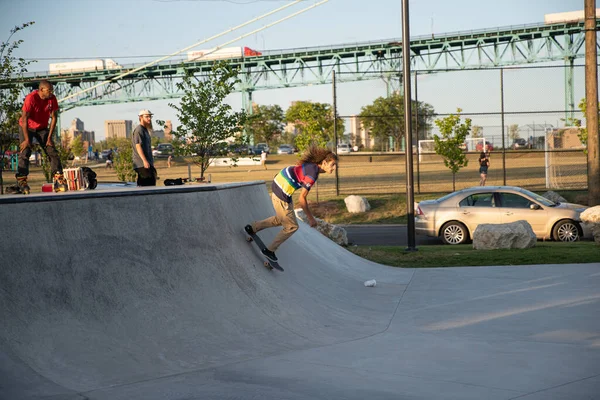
63 168 85 190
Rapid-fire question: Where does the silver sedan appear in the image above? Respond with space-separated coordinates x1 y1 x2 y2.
415 186 589 245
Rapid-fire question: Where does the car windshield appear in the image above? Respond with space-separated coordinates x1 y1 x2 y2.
436 191 461 203
517 188 556 206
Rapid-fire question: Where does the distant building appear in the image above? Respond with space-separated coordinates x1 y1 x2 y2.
546 127 585 150
152 129 165 139
105 120 133 139
349 115 375 149
62 118 95 148
164 120 173 141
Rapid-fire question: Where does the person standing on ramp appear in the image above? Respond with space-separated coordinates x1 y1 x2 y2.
245 145 338 262
132 109 157 186
15 80 68 194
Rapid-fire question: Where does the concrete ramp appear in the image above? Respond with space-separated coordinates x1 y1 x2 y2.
1 182 599 400
0 182 411 399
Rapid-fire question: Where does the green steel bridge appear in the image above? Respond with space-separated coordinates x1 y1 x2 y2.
5 19 598 113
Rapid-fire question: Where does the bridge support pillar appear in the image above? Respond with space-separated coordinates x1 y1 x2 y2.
565 57 576 121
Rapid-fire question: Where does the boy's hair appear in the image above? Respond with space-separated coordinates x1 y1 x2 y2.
297 145 338 165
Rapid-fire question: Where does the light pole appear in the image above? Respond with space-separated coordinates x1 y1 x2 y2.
402 0 417 251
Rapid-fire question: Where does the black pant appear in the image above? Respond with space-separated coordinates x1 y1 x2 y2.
135 166 157 186
16 126 63 178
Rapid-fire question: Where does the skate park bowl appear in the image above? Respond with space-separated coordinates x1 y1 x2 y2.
0 181 599 400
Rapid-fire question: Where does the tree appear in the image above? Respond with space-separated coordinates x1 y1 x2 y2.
113 138 137 183
508 124 520 141
285 101 343 152
562 98 595 154
358 93 435 151
164 61 246 181
246 104 285 146
433 108 471 191
70 135 85 160
471 125 483 139
0 22 35 194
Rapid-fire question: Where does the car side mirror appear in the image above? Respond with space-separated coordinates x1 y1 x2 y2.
530 204 541 210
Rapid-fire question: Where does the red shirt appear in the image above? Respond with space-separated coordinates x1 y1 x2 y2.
19 90 59 130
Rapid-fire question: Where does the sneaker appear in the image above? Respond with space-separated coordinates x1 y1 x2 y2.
244 224 255 235
53 173 68 192
261 248 278 262
16 176 30 194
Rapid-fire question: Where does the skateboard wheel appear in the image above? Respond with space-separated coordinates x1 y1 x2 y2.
246 237 253 242
264 262 273 270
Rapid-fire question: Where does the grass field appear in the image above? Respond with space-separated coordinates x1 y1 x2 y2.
349 242 600 268
1 151 590 206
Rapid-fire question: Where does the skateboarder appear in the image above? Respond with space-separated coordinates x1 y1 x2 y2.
245 145 338 262
15 80 68 193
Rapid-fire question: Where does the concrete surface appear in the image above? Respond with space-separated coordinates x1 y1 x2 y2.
0 181 598 400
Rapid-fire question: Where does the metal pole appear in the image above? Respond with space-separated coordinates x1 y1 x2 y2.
333 70 339 196
500 68 506 185
402 0 417 251
585 0 600 205
414 71 420 194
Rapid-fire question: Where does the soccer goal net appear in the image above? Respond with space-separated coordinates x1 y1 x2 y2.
544 127 587 189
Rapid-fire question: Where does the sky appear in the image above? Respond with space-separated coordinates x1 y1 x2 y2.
0 0 584 141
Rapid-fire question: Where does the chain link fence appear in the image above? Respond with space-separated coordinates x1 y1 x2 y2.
331 64 589 195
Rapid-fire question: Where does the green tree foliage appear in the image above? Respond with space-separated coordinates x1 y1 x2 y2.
358 93 435 150
433 108 471 191
0 22 35 194
165 61 246 180
246 104 285 146
70 135 85 159
114 139 137 183
471 125 483 139
508 124 520 141
285 101 343 152
563 98 595 155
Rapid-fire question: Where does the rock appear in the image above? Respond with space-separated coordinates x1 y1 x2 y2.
473 220 537 250
580 206 600 245
295 209 348 246
542 191 567 204
344 195 371 213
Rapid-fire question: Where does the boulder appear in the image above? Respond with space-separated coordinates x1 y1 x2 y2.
542 191 567 204
580 206 600 245
473 220 536 250
295 209 348 246
344 195 371 213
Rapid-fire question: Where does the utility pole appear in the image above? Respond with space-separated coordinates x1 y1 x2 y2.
585 0 600 205
402 0 417 251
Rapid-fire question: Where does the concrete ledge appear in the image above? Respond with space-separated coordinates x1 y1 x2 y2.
0 180 265 205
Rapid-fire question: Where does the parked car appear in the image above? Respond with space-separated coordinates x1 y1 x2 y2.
511 138 530 150
475 141 494 152
99 149 113 160
254 143 270 154
152 143 174 158
336 143 352 154
229 144 254 155
277 144 294 155
415 186 589 245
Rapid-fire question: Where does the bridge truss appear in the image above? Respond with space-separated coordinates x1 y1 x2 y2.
5 20 598 113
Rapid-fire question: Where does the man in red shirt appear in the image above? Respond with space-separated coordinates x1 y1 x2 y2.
16 80 67 193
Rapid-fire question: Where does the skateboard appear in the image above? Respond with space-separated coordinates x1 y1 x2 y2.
244 230 284 272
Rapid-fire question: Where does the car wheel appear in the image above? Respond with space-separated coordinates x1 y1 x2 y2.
552 220 581 242
440 221 469 245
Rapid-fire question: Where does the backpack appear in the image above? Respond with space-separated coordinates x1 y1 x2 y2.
81 167 97 189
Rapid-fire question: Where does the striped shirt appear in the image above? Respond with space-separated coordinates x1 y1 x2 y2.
272 163 320 203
